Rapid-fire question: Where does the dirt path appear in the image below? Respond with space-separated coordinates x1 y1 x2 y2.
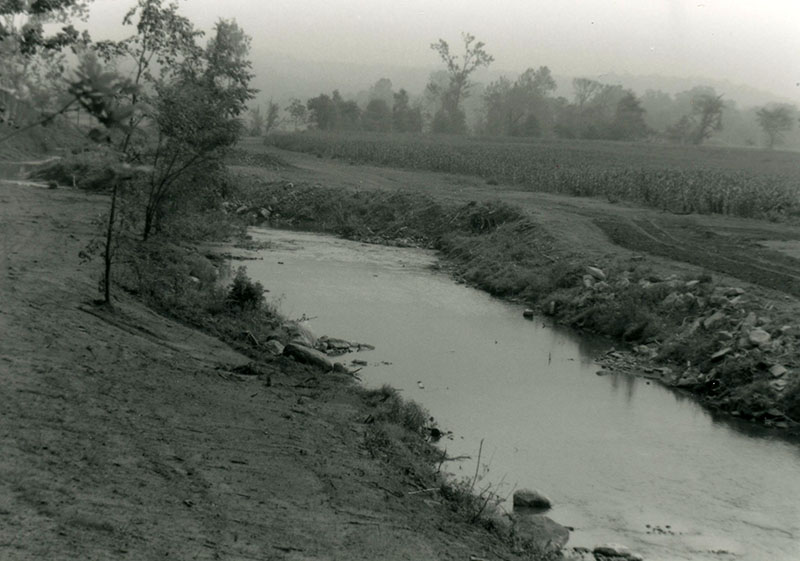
235 147 800 298
0 182 522 560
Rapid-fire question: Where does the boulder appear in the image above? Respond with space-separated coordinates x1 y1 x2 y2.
512 514 569 552
583 275 596 288
593 543 643 561
287 322 317 348
587 266 606 281
513 489 552 510
283 343 333 371
523 308 535 319
748 328 771 347
685 279 701 288
770 364 788 378
265 339 285 355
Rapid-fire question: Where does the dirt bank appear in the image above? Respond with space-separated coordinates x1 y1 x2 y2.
1 181 556 559
226 147 800 432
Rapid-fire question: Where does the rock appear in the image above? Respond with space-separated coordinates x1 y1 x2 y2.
594 281 610 291
748 328 771 347
685 279 701 288
741 312 758 329
283 343 334 371
593 543 643 561
725 287 746 296
710 347 732 361
235 204 249 214
332 362 350 374
771 379 788 393
662 292 680 306
703 311 726 330
264 339 285 355
587 266 606 280
512 514 569 552
582 275 595 288
770 364 788 378
287 322 317 348
351 359 368 367
523 308 535 319
318 336 353 354
513 489 552 510
258 207 270 219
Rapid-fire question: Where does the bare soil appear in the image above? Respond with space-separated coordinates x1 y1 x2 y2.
0 182 527 560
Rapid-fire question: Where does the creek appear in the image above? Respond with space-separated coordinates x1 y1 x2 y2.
246 227 799 560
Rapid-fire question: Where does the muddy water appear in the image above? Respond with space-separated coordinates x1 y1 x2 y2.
243 228 800 561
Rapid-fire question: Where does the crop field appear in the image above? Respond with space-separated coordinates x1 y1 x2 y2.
265 132 800 221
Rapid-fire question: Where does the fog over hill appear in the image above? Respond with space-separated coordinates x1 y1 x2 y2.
252 50 794 111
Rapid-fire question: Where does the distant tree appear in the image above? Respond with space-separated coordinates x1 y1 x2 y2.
264 99 281 134
286 97 307 130
665 115 694 144
307 93 336 130
332 90 360 130
392 89 422 133
573 78 603 114
483 66 556 137
306 90 360 130
362 98 391 132
428 32 493 134
756 104 794 149
249 105 264 135
689 93 724 145
610 91 648 140
368 78 393 106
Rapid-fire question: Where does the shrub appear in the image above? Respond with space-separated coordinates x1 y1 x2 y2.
226 267 265 311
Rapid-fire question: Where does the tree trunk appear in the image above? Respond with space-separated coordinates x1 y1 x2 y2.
103 178 119 306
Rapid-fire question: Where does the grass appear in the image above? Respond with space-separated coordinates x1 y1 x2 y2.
263 131 800 220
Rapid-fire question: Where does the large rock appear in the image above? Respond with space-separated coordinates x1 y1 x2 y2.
512 514 569 552
264 339 285 355
748 328 771 347
703 311 726 330
513 489 552 510
286 322 317 348
587 266 606 281
283 343 333 371
593 543 644 561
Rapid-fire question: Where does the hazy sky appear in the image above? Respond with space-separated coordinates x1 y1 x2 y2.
85 0 800 101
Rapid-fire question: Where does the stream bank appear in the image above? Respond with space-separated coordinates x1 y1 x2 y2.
229 173 800 432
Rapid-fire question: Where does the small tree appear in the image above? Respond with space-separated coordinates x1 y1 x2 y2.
264 99 281 134
392 89 422 133
428 32 493 134
248 105 264 135
756 104 794 149
286 97 306 130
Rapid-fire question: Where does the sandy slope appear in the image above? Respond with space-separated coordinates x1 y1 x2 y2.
0 182 522 560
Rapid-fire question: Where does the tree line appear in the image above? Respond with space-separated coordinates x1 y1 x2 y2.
263 33 795 149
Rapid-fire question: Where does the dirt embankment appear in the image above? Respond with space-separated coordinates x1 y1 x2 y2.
227 148 800 432
1 182 552 560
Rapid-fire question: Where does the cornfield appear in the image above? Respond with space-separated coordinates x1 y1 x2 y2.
264 132 800 220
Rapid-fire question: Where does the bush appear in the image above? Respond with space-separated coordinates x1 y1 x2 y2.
226 267 265 311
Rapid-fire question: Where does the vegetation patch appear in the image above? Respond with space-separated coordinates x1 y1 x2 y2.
268 131 800 220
